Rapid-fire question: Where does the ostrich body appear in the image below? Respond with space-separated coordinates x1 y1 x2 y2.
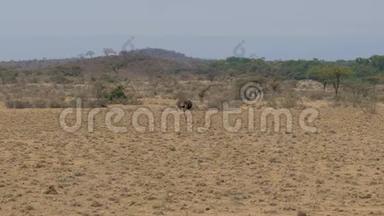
176 99 193 112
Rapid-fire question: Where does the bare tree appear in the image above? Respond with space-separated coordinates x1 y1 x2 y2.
103 48 117 56
85 50 95 58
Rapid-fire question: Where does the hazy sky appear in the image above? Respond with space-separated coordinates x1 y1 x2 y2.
0 0 383 60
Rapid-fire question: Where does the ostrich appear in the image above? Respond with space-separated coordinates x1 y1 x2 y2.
176 99 193 112
176 99 193 128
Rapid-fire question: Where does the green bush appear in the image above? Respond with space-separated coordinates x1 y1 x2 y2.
55 66 82 77
0 70 18 84
107 85 127 101
103 85 141 105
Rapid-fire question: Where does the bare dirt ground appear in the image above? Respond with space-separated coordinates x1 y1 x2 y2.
0 102 384 216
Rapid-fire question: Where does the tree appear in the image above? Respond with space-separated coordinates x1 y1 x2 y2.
119 50 129 56
355 57 369 65
309 66 333 91
103 48 117 56
365 74 384 97
107 85 127 102
329 65 352 96
370 55 384 70
85 50 95 58
310 65 352 95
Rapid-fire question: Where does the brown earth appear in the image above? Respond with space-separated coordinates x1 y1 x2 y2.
0 101 383 216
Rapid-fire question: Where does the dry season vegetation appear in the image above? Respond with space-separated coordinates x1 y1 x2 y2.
1 49 384 111
1 49 384 216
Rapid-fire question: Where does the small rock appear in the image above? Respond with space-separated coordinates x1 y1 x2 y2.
25 205 34 211
91 201 103 207
359 194 372 199
44 186 58 195
297 211 307 216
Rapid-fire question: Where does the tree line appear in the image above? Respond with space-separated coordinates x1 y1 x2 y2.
203 55 384 96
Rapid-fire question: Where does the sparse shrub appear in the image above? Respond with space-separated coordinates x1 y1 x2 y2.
268 79 282 95
378 94 384 103
206 95 228 110
93 82 107 99
100 73 119 83
0 70 18 84
33 99 48 108
5 98 72 109
332 81 378 113
110 62 127 72
362 95 378 114
174 91 195 102
345 81 373 104
48 100 68 108
50 73 70 84
5 100 32 109
55 66 82 77
266 91 302 109
235 77 266 96
203 83 238 110
281 91 302 108
68 98 108 108
306 91 329 101
87 98 108 108
198 85 214 103
265 95 278 108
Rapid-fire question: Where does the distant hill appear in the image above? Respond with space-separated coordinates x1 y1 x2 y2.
125 48 192 61
1 48 384 85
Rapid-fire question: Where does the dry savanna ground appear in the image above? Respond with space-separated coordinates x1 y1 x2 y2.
0 100 384 216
